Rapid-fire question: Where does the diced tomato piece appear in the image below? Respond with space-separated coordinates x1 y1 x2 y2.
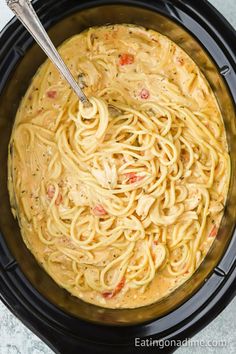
181 151 188 163
119 53 134 66
176 57 184 66
125 172 145 184
113 276 125 295
47 185 55 199
182 263 189 274
130 176 145 183
55 193 62 206
140 88 150 99
93 204 107 216
102 291 113 299
125 172 136 179
47 184 62 205
47 90 57 99
199 243 205 252
209 225 218 238
102 277 125 299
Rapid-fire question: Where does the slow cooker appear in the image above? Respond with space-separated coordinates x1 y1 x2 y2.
0 0 236 353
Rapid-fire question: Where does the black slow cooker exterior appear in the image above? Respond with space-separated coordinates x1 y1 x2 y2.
0 0 236 353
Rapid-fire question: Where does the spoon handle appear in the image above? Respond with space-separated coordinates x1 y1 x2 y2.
6 0 89 104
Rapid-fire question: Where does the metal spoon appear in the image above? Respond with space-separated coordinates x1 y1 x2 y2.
6 0 90 106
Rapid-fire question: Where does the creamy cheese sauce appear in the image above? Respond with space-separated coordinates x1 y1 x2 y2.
8 25 230 308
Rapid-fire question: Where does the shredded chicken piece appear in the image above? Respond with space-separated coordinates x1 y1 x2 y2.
209 201 224 214
184 188 201 211
91 161 117 189
68 187 89 206
136 194 155 218
151 244 166 269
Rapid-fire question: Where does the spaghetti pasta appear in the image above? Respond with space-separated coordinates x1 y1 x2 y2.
8 25 230 308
